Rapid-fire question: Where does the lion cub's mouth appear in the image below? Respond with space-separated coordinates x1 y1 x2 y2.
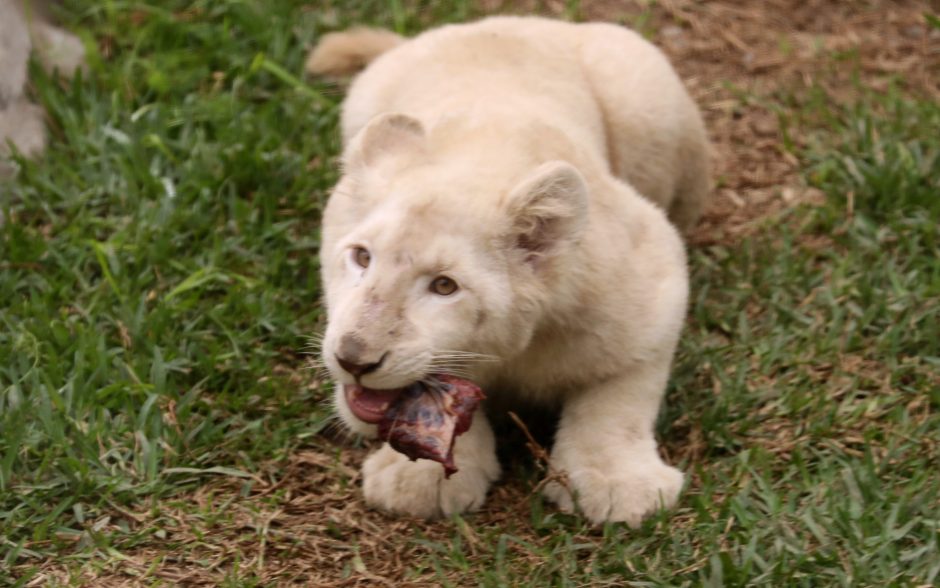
344 375 485 477
344 384 405 424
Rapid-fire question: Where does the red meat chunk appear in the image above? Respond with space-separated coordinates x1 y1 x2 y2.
377 375 485 478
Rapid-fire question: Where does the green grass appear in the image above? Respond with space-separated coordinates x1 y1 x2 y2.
2 1 938 585
2 0 341 572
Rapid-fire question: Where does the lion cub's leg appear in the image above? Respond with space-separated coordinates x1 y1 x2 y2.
362 409 500 519
543 360 683 526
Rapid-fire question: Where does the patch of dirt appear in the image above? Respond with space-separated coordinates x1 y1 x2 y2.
23 446 562 587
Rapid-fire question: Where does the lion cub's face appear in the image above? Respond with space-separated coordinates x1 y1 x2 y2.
322 195 514 390
320 114 588 433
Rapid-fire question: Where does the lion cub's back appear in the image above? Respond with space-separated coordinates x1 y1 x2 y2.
340 17 604 146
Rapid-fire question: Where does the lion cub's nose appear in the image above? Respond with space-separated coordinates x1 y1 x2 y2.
336 334 385 378
336 354 385 378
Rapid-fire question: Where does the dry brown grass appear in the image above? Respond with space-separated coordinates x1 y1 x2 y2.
25 445 560 586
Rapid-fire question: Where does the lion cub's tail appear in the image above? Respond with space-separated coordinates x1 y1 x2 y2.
305 27 404 77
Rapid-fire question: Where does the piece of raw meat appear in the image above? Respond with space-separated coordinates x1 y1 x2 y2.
377 375 484 477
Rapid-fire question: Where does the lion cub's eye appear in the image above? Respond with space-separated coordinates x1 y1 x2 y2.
353 247 371 268
430 276 459 296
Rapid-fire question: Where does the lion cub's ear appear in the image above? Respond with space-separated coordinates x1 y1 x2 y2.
506 161 589 263
345 112 425 168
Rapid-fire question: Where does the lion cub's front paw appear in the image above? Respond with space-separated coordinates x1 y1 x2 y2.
543 454 684 527
362 443 498 519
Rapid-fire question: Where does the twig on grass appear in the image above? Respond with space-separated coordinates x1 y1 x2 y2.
507 411 572 505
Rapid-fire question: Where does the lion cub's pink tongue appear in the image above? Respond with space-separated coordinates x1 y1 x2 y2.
377 375 485 478
345 386 403 424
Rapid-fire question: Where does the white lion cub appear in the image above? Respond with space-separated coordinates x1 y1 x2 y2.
309 16 709 526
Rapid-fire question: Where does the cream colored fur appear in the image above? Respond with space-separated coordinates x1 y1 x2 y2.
311 16 708 526
0 0 85 177
305 26 404 78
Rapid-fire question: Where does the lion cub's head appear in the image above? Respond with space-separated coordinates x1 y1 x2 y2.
319 113 588 433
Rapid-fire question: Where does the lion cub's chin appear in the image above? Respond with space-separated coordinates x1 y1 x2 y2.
334 388 380 437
